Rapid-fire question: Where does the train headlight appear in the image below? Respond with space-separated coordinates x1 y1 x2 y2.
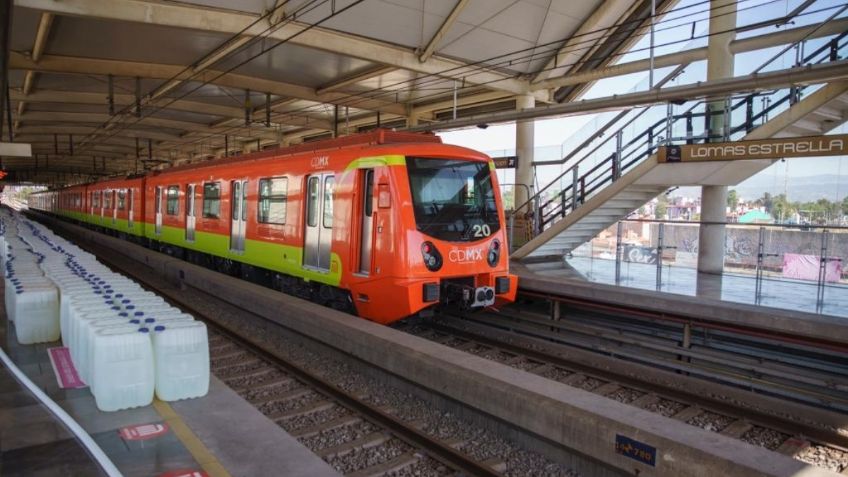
487 239 500 267
421 241 442 271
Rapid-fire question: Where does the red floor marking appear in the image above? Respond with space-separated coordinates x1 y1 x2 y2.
47 347 86 389
119 423 170 441
158 470 208 477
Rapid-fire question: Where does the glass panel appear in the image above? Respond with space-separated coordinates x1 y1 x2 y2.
364 170 374 217
323 176 334 229
231 182 240 218
406 157 499 241
307 177 319 227
242 181 248 221
117 190 126 210
202 182 221 218
187 186 195 216
258 177 288 224
166 185 179 215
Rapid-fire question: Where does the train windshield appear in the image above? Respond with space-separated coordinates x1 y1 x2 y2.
407 157 500 242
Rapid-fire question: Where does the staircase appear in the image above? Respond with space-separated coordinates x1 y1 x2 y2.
510 33 848 261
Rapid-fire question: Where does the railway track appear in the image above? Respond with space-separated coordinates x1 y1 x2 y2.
398 311 848 473
36 215 848 475
76 234 579 477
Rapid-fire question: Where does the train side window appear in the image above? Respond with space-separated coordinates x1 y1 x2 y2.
364 170 374 217
104 190 112 209
166 185 180 215
258 177 287 224
307 176 319 227
202 182 221 218
323 176 334 228
117 190 126 210
92 192 98 207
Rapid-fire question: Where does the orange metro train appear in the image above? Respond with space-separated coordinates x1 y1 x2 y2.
28 130 517 324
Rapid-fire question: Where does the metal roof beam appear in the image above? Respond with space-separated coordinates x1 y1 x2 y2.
9 52 407 116
532 17 848 91
15 0 541 100
316 66 396 95
419 0 470 63
15 125 182 141
14 11 53 130
407 60 848 131
10 88 334 131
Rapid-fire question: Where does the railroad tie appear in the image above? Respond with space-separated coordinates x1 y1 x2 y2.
317 432 391 459
345 451 420 477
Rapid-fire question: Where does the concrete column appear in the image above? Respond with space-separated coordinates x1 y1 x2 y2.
698 0 736 276
407 114 419 128
515 94 535 212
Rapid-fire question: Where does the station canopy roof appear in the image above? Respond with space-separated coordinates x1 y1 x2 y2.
5 0 676 182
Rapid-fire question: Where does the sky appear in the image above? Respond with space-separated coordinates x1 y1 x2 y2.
438 0 848 200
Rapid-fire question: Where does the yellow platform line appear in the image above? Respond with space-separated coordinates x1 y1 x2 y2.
153 399 232 477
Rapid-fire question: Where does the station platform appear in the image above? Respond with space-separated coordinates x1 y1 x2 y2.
0 285 338 477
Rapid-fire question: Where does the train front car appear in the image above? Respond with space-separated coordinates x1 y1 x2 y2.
352 143 517 324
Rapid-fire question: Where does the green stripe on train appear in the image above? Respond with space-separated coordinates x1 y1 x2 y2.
152 225 342 286
59 210 341 287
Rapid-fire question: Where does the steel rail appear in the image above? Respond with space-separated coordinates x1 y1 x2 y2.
426 315 848 451
69 233 502 477
518 289 848 354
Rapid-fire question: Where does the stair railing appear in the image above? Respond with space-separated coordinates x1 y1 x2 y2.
506 29 847 248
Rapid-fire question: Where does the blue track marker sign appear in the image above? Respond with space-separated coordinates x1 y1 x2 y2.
615 434 656 467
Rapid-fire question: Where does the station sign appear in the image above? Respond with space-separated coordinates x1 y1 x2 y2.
615 434 656 467
658 133 848 163
492 155 518 169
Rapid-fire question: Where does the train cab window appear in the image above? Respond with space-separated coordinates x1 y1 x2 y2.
307 177 319 227
166 186 180 215
323 176 335 228
258 177 287 224
117 190 126 210
406 157 500 242
202 182 220 218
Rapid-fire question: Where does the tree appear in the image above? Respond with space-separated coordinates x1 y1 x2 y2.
771 194 794 223
760 192 774 213
842 195 848 216
655 194 668 219
727 189 738 211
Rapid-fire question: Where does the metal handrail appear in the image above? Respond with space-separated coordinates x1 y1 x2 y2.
509 29 847 238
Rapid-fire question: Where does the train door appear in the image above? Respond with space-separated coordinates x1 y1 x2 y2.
128 188 134 229
154 186 163 235
186 184 196 242
99 190 105 223
358 169 374 274
112 190 118 225
89 191 95 217
304 173 334 270
229 180 247 252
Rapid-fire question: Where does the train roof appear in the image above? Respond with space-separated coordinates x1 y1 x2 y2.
152 129 444 176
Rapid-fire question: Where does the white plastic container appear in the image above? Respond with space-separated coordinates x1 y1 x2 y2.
152 321 209 401
79 316 134 383
14 284 60 344
91 326 154 412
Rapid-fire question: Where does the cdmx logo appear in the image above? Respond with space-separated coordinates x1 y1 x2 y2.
448 248 483 263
